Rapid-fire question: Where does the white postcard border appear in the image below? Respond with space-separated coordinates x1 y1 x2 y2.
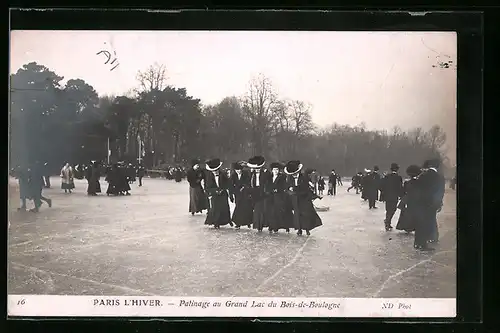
7 295 456 318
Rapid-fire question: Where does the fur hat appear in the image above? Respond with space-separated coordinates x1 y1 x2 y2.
364 168 371 173
191 159 200 168
390 163 399 171
406 165 422 177
205 158 223 172
247 156 266 169
284 160 303 175
373 166 380 171
270 162 283 170
233 162 243 170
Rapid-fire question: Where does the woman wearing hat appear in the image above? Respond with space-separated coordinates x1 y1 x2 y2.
247 156 270 232
266 162 293 233
396 164 422 234
380 163 404 231
204 158 232 229
187 159 209 215
229 162 253 229
284 160 322 236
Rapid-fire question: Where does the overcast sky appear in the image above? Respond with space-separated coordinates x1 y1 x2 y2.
10 30 457 162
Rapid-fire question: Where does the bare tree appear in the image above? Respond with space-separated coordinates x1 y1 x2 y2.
241 74 278 156
425 124 447 150
136 63 168 93
289 100 313 137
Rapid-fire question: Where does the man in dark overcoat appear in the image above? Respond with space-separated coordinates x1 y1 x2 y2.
380 163 403 231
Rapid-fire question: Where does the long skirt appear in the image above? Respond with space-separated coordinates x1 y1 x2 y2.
266 192 294 231
87 179 101 194
395 207 417 232
290 194 323 231
189 186 208 213
61 181 75 190
106 181 120 195
252 198 269 230
119 178 131 192
232 191 253 226
205 194 231 227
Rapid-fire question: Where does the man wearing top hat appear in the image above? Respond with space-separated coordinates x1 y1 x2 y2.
187 159 209 215
284 160 322 236
364 166 381 209
204 158 233 229
247 155 271 232
380 163 404 231
229 162 253 228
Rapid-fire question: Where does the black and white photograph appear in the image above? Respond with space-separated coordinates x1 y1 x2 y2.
8 29 457 317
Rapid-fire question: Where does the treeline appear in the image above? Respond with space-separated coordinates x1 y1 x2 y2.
9 62 451 176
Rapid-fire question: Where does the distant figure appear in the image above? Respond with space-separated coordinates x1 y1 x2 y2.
364 166 381 209
136 164 145 187
13 166 31 211
337 174 343 186
328 169 337 196
317 176 325 196
310 170 318 195
30 161 52 212
347 172 362 194
60 162 75 193
86 161 102 196
43 162 51 188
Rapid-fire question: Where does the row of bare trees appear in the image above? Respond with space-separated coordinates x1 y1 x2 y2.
9 62 451 176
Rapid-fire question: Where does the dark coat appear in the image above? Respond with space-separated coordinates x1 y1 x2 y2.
204 172 231 226
187 168 208 213
363 172 381 200
417 168 446 209
286 173 322 231
266 173 294 231
187 169 204 189
106 166 121 195
328 173 337 184
380 172 403 202
137 166 145 178
230 171 253 226
396 177 421 232
249 170 271 230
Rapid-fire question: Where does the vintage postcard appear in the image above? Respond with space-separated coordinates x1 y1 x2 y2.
8 30 457 318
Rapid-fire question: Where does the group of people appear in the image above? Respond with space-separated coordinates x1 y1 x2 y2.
10 161 53 213
12 154 449 251
11 160 148 211
187 156 323 236
347 160 446 251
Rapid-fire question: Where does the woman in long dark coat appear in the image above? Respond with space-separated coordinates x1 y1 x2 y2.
204 158 233 229
284 160 323 236
266 162 293 233
117 162 131 195
87 161 102 196
247 156 270 232
395 165 422 233
106 163 121 196
187 159 209 215
230 163 253 228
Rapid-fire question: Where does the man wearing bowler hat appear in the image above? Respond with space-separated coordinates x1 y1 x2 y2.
380 163 403 231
